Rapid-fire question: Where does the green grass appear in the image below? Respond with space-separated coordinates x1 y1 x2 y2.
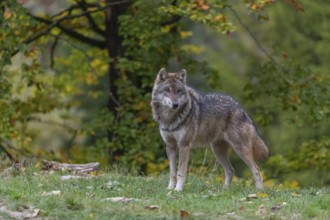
0 167 329 219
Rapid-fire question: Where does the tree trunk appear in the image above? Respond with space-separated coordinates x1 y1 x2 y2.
104 1 131 165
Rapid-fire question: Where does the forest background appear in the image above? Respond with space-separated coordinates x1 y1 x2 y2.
0 0 329 187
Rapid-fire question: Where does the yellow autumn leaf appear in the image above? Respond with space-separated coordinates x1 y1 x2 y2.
4 7 13 20
35 161 41 168
65 84 73 93
257 192 269 198
89 170 100 176
282 180 300 189
250 3 257 11
161 25 171 33
91 59 108 75
289 180 299 189
85 73 97 85
180 31 193 39
134 102 145 111
291 192 301 197
50 27 62 36
24 137 32 145
181 44 203 54
24 49 38 58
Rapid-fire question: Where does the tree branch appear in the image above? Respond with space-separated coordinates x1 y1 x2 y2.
0 143 14 161
0 138 31 158
77 0 105 36
51 2 99 19
41 0 133 23
161 15 181 26
161 0 181 26
50 33 60 68
48 33 109 92
30 15 106 49
228 6 284 71
20 0 134 52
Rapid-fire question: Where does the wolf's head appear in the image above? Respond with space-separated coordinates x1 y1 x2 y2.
152 68 189 110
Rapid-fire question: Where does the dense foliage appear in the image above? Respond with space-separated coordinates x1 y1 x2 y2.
0 0 329 185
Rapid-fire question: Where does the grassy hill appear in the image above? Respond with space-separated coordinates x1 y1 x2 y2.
0 166 329 219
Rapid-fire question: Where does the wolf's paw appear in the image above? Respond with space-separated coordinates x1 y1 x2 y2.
167 182 176 190
223 184 231 190
174 186 183 192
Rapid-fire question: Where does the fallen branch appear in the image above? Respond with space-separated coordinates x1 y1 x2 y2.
0 160 27 178
42 160 100 174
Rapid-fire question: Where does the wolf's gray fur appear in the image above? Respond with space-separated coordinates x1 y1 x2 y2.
151 68 269 191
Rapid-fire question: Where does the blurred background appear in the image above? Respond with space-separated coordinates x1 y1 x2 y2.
0 0 329 187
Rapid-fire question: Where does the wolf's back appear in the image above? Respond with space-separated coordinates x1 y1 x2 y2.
198 92 269 161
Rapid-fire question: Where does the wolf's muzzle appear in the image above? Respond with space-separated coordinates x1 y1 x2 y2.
172 103 179 109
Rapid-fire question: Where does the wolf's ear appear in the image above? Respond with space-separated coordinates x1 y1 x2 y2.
158 68 169 81
177 69 187 83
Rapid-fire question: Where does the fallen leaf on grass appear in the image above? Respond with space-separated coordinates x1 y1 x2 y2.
241 192 269 201
257 205 267 216
291 192 301 197
42 190 61 196
103 197 137 203
226 212 236 216
192 212 204 217
310 190 322 196
244 193 258 201
145 205 160 210
86 192 95 198
247 193 258 199
271 204 283 212
180 210 189 218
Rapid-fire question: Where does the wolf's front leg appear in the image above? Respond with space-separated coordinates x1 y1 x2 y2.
175 146 190 191
166 145 177 189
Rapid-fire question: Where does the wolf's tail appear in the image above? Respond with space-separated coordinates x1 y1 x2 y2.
252 134 269 161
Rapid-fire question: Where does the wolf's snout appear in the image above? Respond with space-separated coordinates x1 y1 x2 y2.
172 103 179 109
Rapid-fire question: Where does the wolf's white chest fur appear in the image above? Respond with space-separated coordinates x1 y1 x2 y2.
172 127 186 142
160 127 187 144
161 127 205 149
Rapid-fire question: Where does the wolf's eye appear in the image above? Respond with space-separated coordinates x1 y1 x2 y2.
177 89 182 93
164 88 170 92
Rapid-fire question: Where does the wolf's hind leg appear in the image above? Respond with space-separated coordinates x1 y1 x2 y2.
225 125 264 189
211 140 235 188
228 137 263 189
237 150 263 189
166 145 177 189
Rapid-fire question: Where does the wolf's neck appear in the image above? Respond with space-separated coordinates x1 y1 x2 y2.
156 98 192 132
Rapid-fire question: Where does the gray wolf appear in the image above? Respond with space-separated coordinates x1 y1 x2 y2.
151 68 269 191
